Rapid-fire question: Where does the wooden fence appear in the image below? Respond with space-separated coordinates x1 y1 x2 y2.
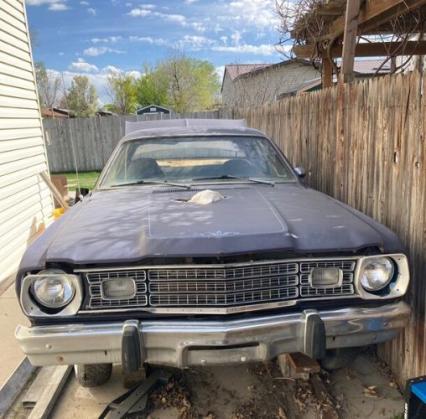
236 72 425 384
43 110 233 172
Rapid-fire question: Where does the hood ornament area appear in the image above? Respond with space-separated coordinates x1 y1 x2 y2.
187 190 225 205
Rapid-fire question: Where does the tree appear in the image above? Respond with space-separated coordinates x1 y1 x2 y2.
106 72 138 114
135 65 169 108
156 55 220 113
63 76 98 117
134 56 220 113
34 62 61 108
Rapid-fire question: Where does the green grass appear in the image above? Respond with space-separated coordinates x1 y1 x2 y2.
54 171 101 192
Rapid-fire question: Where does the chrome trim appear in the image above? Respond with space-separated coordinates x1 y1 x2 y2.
79 299 299 315
86 270 147 310
354 254 410 300
74 256 362 273
16 301 410 368
100 278 137 301
20 274 83 318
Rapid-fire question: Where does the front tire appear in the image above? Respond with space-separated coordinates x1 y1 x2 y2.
74 363 112 387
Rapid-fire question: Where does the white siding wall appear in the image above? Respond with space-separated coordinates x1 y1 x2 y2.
0 0 54 284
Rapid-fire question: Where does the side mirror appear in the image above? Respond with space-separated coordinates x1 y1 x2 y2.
294 166 306 178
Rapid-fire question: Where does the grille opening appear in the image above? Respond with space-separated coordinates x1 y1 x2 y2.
188 342 259 351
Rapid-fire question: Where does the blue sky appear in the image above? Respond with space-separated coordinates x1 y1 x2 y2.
26 0 288 102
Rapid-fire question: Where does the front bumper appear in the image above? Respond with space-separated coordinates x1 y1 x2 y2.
16 302 410 368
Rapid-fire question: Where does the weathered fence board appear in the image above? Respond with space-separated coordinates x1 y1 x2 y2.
235 71 426 384
43 110 234 172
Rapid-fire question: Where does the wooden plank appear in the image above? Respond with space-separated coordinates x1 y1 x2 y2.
40 171 68 209
22 366 58 409
325 0 426 40
294 40 426 58
341 0 360 83
28 366 72 419
322 56 333 88
0 358 37 417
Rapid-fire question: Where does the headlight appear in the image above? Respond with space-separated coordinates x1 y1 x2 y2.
359 257 394 292
31 270 76 309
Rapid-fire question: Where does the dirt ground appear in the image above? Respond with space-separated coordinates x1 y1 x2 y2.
47 349 404 419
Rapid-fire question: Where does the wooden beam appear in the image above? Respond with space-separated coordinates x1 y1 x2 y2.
40 172 68 209
324 0 426 41
294 40 426 58
341 0 361 83
322 55 333 88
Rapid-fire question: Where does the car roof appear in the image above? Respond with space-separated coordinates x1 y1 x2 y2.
121 119 266 143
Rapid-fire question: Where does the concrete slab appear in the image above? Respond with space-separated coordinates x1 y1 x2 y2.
0 284 29 387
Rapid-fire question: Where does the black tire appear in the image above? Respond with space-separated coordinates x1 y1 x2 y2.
74 363 112 387
320 348 360 371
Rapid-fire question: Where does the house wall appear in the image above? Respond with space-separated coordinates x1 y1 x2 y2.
222 62 320 107
0 0 54 285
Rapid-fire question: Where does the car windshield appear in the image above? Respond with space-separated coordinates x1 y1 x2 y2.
99 136 296 188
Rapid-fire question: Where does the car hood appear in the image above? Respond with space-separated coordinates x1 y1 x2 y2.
21 184 403 268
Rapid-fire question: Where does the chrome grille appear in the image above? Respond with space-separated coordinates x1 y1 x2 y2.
81 259 357 312
86 271 147 309
148 263 298 281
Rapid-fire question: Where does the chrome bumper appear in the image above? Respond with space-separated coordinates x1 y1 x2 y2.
16 302 410 368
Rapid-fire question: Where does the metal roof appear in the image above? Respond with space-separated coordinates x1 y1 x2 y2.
122 119 262 142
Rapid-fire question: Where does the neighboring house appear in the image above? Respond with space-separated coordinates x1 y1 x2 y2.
278 59 393 98
221 60 320 107
222 59 393 105
136 104 171 118
0 1 54 287
41 107 74 119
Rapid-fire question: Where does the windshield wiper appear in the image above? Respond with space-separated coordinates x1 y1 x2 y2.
111 180 191 190
193 175 275 186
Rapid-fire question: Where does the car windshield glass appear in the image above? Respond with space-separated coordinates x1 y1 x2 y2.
99 136 296 188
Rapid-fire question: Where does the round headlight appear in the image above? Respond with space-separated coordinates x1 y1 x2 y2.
360 257 394 292
31 270 75 309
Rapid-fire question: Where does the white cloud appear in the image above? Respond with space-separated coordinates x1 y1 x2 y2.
83 46 125 56
191 21 206 32
184 0 198 3
128 8 151 17
215 65 225 81
69 58 98 73
159 13 187 25
178 35 214 50
87 7 96 15
128 8 187 26
226 0 280 30
27 0 69 11
91 36 122 44
80 0 89 5
49 3 68 10
129 36 169 47
212 43 278 56
231 31 242 46
127 70 142 79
